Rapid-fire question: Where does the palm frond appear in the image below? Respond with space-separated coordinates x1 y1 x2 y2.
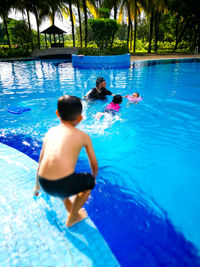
118 4 124 23
61 6 70 22
86 1 98 18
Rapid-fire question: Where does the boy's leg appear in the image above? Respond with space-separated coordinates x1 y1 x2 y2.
66 190 91 227
62 198 73 212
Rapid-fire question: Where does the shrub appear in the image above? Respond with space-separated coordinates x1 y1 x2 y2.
0 47 30 58
77 41 128 55
88 18 119 49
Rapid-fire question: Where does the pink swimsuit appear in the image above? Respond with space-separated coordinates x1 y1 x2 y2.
105 102 121 112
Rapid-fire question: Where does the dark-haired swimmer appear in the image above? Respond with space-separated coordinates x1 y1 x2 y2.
84 77 114 100
34 95 98 227
96 95 123 119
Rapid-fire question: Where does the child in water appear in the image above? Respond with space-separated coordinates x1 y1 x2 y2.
34 95 98 227
105 95 122 114
125 92 142 105
95 95 123 119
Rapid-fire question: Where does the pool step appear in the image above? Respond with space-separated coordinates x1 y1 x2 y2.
0 142 119 267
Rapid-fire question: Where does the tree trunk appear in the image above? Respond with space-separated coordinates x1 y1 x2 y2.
27 10 34 51
77 0 82 47
148 10 154 53
3 12 11 49
198 22 200 48
127 22 131 52
35 12 40 50
154 11 160 53
69 0 75 47
113 0 117 20
127 4 131 52
173 18 191 51
133 0 137 52
130 22 133 51
174 15 179 52
82 0 88 47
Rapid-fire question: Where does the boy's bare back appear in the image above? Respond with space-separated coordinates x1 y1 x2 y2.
39 123 94 180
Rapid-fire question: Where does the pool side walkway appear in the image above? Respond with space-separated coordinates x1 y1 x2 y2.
131 54 200 61
1 53 199 63
0 143 119 267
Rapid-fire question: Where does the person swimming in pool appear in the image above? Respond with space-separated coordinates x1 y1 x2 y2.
124 92 142 105
33 95 98 228
84 77 114 100
105 95 122 114
95 95 123 119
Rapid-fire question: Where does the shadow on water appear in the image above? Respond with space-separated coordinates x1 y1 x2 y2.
1 132 200 267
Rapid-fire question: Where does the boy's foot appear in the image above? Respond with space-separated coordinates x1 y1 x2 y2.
66 209 87 228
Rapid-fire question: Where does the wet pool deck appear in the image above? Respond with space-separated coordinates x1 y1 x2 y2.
0 143 119 267
131 54 200 61
1 53 199 63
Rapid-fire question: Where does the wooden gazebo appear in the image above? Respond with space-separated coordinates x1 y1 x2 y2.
41 25 66 48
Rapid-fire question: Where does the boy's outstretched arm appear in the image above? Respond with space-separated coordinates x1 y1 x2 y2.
84 134 98 178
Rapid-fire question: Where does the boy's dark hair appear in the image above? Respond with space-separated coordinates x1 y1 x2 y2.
112 95 122 104
57 95 82 121
96 77 105 86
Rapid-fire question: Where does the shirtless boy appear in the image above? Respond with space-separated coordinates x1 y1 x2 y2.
34 95 98 227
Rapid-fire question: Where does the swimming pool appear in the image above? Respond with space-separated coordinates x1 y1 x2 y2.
0 59 200 266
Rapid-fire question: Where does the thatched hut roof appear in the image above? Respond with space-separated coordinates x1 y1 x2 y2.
41 25 66 34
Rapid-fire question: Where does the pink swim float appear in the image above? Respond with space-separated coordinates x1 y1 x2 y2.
127 95 143 101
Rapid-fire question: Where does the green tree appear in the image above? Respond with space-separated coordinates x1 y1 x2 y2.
7 19 36 47
0 23 6 44
83 0 88 47
30 0 49 49
15 0 36 50
116 23 128 41
0 0 16 48
118 0 142 52
76 0 83 47
63 0 76 47
170 0 200 51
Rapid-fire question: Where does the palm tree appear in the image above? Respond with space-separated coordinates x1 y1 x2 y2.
30 0 49 50
0 0 15 48
118 0 140 52
82 0 88 47
44 0 76 47
154 0 167 52
68 0 75 47
76 0 82 47
86 0 98 18
55 0 76 47
133 0 142 52
14 0 34 50
144 0 167 53
144 0 155 53
113 0 122 20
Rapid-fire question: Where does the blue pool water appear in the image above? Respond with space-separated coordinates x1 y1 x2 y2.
0 59 200 266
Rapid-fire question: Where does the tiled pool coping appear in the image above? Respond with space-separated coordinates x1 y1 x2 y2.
72 53 131 69
0 142 119 267
132 57 200 67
